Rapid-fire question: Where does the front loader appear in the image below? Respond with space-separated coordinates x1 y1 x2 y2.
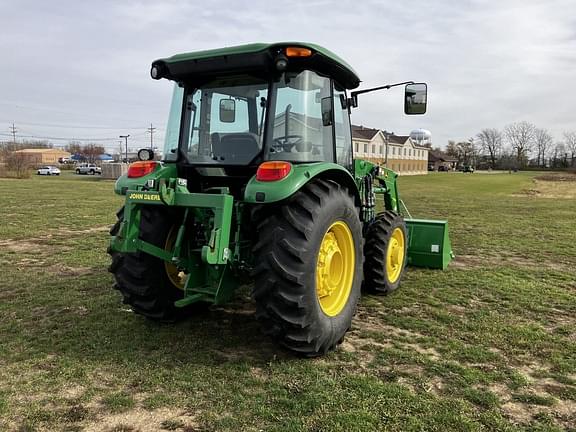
108 42 453 356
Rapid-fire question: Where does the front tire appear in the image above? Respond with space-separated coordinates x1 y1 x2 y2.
363 211 408 295
108 207 187 321
252 179 362 356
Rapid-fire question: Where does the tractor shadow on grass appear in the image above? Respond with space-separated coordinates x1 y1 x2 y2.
57 285 295 369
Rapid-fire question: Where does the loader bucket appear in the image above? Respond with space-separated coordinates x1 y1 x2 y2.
405 218 454 269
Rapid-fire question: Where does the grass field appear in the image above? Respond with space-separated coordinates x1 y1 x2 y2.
0 171 575 432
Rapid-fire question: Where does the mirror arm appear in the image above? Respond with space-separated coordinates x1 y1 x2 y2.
348 81 415 108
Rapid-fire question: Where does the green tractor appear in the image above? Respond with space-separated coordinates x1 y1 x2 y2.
109 42 452 356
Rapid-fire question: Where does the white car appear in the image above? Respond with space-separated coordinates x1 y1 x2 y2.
37 166 61 176
75 163 102 175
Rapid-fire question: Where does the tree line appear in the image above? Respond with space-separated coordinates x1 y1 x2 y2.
443 122 576 169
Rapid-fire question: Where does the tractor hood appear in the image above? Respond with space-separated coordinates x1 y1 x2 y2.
150 42 361 90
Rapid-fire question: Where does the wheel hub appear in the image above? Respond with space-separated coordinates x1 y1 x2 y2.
386 227 405 283
316 233 344 298
315 221 355 317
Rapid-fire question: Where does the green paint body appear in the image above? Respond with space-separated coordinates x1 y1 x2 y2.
244 162 358 204
405 219 454 269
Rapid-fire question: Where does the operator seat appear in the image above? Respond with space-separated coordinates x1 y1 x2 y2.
211 132 260 164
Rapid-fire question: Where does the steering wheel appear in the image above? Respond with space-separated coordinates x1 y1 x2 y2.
272 135 305 152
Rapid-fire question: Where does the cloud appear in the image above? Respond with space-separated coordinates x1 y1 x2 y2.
0 0 575 150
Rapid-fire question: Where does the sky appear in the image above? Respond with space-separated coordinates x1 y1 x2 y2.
1 0 575 153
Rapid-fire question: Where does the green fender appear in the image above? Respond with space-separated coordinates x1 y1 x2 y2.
114 163 178 195
244 162 360 205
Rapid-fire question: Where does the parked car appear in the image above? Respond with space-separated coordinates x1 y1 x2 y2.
75 163 102 175
460 165 475 173
37 166 61 176
438 165 450 172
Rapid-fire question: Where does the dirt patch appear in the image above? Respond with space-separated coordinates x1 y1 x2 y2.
451 253 569 271
46 264 95 276
514 175 576 199
355 316 426 341
14 259 95 276
488 365 576 428
60 385 86 399
64 225 111 235
535 173 576 182
83 407 199 432
403 343 441 360
346 319 440 363
0 239 52 254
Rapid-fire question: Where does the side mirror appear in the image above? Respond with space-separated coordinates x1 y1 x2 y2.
219 99 236 123
404 83 427 115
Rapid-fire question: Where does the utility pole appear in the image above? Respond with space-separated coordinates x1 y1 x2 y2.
147 123 156 150
9 123 17 144
119 135 130 163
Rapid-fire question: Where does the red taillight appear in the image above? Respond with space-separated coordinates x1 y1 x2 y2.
127 161 158 178
256 161 292 182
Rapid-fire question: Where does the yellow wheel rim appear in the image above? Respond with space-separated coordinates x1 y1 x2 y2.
164 227 186 290
316 221 355 317
386 227 405 283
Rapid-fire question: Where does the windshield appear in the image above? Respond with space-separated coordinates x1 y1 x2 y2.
267 70 333 162
162 71 346 167
178 76 268 165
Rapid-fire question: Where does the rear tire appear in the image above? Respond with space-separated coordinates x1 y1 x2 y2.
363 211 407 295
252 179 362 356
108 206 187 321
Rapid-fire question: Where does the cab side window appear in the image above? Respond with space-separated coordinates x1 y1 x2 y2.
334 87 352 169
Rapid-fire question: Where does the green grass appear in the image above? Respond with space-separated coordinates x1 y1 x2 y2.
0 171 575 431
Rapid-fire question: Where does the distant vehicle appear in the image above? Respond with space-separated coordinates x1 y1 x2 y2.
75 163 102 175
438 165 450 172
37 166 61 176
460 165 474 173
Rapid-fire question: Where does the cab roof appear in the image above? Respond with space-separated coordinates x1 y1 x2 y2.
151 42 361 89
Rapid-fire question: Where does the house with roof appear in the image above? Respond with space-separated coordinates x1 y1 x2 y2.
428 150 458 171
351 125 429 175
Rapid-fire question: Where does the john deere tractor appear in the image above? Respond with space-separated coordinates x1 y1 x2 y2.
109 42 452 356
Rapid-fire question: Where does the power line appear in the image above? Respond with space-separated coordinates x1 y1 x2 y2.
0 119 159 130
0 132 114 142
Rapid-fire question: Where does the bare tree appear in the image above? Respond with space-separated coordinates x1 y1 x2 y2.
65 141 83 156
551 142 568 168
83 143 106 163
5 151 30 178
458 139 477 166
563 131 576 167
504 121 536 167
65 141 105 163
476 128 502 168
446 140 459 159
533 128 553 167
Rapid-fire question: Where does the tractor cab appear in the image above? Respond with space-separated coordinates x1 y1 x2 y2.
155 43 361 195
152 42 428 197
